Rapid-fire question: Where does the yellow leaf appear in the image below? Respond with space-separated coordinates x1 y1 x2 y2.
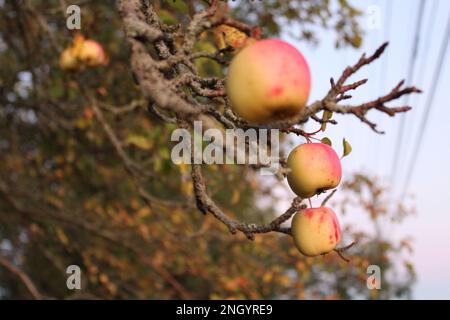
213 24 248 49
296 261 305 271
279 275 290 286
107 283 118 295
231 189 240 205
321 111 333 131
46 195 64 209
99 273 109 285
214 30 227 50
321 137 332 146
181 179 193 197
126 135 152 150
171 211 183 224
139 225 150 241
75 118 88 129
56 227 69 246
342 138 352 158
178 163 189 174
262 272 273 283
137 207 151 218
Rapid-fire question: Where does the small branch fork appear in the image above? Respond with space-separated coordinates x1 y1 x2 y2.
192 162 305 240
111 0 421 258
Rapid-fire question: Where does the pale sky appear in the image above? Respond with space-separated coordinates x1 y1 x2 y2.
284 0 450 299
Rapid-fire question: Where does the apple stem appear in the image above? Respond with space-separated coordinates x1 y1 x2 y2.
321 189 337 207
303 127 322 136
333 241 357 263
308 136 322 142
334 250 350 263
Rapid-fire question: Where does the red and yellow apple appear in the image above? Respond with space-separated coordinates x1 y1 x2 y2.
226 39 311 124
77 39 108 66
59 47 79 71
59 34 107 71
287 143 342 198
291 206 341 257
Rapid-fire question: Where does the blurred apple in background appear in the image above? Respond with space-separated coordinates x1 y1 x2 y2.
59 34 107 71
78 38 108 66
59 47 79 71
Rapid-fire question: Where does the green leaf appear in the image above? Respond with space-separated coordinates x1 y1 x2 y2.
167 0 189 14
351 34 363 48
194 41 223 77
160 147 170 160
321 111 333 132
157 9 178 25
50 82 64 99
126 135 152 150
321 137 332 146
342 138 352 158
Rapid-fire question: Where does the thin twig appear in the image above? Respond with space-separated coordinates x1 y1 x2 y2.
321 189 338 207
0 257 43 300
333 241 357 263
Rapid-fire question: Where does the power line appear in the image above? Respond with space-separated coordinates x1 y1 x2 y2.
378 0 393 94
415 0 440 85
400 10 450 198
395 0 439 188
374 0 393 176
389 0 426 184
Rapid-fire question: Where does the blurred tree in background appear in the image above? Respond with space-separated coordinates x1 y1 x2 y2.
0 0 415 299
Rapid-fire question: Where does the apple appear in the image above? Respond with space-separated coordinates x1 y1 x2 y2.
226 39 311 124
59 48 79 71
287 143 342 198
60 35 107 71
77 39 107 66
291 206 341 257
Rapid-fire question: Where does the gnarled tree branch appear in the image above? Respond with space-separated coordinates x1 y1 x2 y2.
115 0 420 245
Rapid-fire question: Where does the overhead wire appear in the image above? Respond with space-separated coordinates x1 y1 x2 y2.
389 0 426 185
400 9 450 198
373 0 393 176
